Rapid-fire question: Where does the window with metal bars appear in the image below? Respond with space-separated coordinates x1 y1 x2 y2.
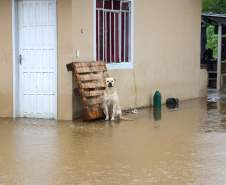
96 0 132 65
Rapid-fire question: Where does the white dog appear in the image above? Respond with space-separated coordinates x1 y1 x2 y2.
102 77 122 121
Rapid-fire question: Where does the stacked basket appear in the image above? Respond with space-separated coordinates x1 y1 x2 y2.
67 61 107 120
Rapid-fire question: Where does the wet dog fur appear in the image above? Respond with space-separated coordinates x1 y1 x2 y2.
102 77 122 121
102 77 133 121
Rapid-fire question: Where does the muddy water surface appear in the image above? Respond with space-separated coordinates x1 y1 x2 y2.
1 98 226 185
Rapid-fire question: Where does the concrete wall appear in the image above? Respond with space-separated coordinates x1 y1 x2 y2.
0 0 13 117
128 0 207 107
0 0 207 120
57 0 73 120
69 0 207 117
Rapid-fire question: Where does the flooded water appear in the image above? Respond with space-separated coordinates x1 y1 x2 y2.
1 97 226 185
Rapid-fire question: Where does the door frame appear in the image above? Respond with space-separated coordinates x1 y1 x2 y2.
12 0 58 119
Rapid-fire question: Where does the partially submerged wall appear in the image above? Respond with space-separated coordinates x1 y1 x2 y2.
57 0 73 120
0 1 13 117
70 0 207 116
0 0 207 120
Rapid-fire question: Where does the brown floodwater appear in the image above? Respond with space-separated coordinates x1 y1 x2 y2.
1 97 226 185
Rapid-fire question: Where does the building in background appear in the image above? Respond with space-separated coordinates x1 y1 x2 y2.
0 0 207 120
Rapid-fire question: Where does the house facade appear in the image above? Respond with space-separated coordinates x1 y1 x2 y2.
0 0 207 120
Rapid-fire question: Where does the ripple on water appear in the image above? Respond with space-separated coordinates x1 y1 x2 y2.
0 98 226 184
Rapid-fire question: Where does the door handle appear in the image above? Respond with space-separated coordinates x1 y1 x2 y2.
19 54 22 65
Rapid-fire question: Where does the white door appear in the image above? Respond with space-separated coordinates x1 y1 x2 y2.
18 0 57 119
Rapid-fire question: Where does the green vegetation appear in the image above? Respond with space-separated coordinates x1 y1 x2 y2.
202 0 226 58
203 0 226 14
206 26 218 57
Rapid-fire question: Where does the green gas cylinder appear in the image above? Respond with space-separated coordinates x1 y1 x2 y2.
153 90 162 109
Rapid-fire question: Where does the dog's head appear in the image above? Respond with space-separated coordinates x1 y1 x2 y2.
105 77 116 88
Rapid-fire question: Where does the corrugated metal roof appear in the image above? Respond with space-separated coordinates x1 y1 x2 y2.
202 13 226 25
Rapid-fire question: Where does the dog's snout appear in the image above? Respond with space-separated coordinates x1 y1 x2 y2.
108 82 113 87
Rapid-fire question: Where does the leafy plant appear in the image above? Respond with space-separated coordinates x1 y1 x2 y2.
203 0 226 14
202 0 226 58
206 25 218 58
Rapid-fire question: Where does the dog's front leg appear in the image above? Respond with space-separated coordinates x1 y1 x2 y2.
103 104 109 121
111 104 117 121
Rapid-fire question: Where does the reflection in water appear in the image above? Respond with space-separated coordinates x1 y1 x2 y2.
0 98 226 184
153 108 162 122
202 92 226 133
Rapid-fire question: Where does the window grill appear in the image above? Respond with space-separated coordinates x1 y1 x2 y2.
96 0 132 64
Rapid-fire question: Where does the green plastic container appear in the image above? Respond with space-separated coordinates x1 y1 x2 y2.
153 90 162 109
153 108 162 121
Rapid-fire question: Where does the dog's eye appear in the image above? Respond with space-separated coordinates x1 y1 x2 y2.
107 81 109 83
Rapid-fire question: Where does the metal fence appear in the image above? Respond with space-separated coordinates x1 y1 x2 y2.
96 0 131 64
